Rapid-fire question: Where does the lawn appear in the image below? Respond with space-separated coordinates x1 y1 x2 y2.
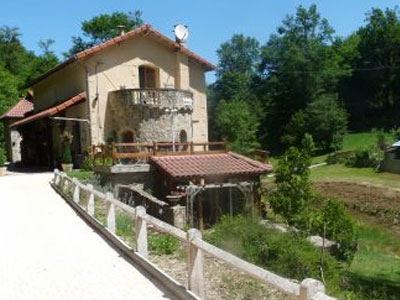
310 164 400 188
345 216 400 298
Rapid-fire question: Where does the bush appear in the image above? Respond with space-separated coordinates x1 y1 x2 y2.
0 147 6 166
149 234 179 255
345 147 383 169
62 144 73 164
206 215 340 282
326 150 354 165
269 144 313 225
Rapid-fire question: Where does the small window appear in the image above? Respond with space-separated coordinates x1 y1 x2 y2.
121 130 135 143
139 66 157 89
179 130 188 143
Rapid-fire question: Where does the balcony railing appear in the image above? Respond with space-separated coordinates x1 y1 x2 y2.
110 88 194 110
91 142 227 166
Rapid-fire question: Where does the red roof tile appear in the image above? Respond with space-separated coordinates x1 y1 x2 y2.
27 24 215 87
10 92 86 127
0 98 34 120
150 152 273 180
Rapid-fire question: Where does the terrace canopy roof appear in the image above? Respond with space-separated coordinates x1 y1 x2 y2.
150 152 273 181
10 92 86 127
0 98 34 120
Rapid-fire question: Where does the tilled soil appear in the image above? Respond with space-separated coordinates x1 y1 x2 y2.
314 181 400 232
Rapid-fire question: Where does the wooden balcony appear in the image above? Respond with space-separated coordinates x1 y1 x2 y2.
110 88 194 110
91 142 227 166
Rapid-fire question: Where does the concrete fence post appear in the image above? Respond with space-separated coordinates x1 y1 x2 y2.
106 192 116 234
187 228 205 299
299 278 325 300
72 179 80 204
54 169 60 184
135 206 148 258
87 184 95 217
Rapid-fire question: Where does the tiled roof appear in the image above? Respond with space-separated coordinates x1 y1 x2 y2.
150 152 273 180
10 92 86 127
27 24 215 87
0 98 34 120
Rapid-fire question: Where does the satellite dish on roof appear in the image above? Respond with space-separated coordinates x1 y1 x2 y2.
174 24 189 44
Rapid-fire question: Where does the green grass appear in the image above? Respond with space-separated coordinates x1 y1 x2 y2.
310 164 400 188
345 219 400 298
66 170 94 182
342 131 393 151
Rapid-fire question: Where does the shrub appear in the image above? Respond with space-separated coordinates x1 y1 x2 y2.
269 143 313 225
149 234 179 255
0 147 6 166
345 147 383 169
326 150 354 165
62 144 73 164
206 215 340 282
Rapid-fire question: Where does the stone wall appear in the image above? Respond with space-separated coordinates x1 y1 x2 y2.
106 95 192 143
115 184 186 228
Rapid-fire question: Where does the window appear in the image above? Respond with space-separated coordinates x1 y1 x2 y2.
139 66 157 89
121 130 135 143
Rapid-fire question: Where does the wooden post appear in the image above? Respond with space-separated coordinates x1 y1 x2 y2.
198 197 204 232
153 141 157 156
73 178 80 204
87 184 95 217
187 229 205 299
111 143 116 165
135 206 148 258
190 141 194 154
91 145 96 163
299 278 325 300
106 192 116 234
101 145 105 165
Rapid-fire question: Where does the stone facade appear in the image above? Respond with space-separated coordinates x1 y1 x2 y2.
107 91 192 143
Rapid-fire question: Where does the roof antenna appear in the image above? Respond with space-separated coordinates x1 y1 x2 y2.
118 25 126 36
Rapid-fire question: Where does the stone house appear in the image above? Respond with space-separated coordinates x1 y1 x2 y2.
4 24 215 168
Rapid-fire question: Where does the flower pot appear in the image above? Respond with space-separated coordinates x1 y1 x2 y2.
0 167 6 176
61 163 73 172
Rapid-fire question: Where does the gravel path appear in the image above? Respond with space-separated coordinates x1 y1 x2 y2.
0 172 177 300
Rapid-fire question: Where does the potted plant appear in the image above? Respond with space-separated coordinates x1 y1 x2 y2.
0 147 6 176
61 130 73 172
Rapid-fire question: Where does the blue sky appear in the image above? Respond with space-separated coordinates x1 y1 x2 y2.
1 0 399 83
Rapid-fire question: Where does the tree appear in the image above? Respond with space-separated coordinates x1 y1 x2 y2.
258 5 350 151
214 100 260 154
269 138 313 225
65 11 143 57
282 94 348 151
340 7 400 130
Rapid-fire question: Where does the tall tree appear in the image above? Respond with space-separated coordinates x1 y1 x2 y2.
340 7 400 130
64 11 143 57
258 5 349 151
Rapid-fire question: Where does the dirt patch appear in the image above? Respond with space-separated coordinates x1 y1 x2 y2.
149 251 293 300
314 181 400 231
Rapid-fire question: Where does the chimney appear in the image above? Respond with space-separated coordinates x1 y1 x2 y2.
118 25 126 36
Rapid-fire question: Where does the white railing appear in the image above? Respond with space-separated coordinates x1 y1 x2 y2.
52 169 337 300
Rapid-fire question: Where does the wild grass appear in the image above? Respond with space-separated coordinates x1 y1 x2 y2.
310 164 400 188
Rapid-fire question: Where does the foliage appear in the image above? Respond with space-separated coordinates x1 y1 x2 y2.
116 211 135 237
214 100 260 154
205 215 340 283
282 94 348 151
64 11 143 57
66 170 94 183
326 150 355 165
0 146 6 166
148 234 179 255
258 5 350 151
345 147 383 170
269 141 312 225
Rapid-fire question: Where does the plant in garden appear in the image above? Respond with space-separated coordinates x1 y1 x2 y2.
269 138 313 225
149 234 179 255
60 130 73 164
0 146 6 166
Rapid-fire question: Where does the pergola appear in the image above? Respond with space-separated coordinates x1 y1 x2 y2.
150 152 273 229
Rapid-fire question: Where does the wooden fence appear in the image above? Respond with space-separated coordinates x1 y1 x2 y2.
52 170 337 300
91 141 227 165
